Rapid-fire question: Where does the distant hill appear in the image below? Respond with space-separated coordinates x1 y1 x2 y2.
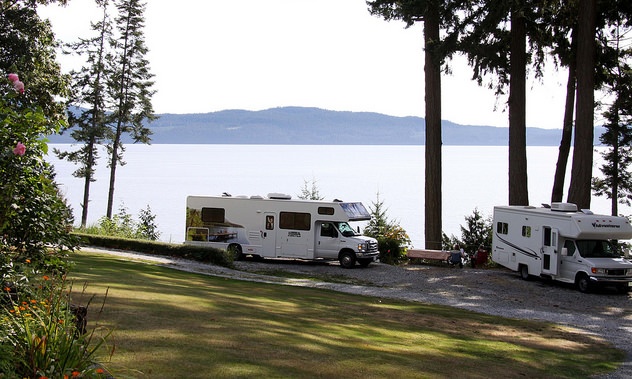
47 106 602 146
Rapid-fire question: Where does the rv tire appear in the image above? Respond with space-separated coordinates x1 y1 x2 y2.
576 273 591 293
339 251 356 269
228 244 243 261
519 264 530 280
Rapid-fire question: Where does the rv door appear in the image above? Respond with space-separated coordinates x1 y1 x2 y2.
315 222 340 259
541 226 559 275
261 213 277 258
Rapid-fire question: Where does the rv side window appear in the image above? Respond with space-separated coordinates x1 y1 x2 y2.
279 212 311 231
318 207 335 215
496 222 508 235
201 207 225 223
521 226 531 237
543 226 552 246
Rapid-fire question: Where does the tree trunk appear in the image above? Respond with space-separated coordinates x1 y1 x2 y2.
508 9 529 206
80 137 96 227
106 123 122 218
424 9 442 250
567 0 596 210
551 56 577 203
611 109 620 216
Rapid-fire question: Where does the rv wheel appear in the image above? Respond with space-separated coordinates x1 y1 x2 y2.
519 265 530 280
339 251 356 269
576 273 592 293
228 244 243 261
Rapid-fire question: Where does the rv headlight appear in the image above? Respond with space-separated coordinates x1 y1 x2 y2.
591 267 606 275
357 243 367 252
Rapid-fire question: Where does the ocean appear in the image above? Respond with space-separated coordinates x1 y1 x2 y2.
46 144 625 249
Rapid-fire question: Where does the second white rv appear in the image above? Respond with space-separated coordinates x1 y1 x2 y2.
185 193 379 268
492 203 632 292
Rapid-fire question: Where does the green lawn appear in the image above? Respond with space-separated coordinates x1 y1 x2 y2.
69 252 623 379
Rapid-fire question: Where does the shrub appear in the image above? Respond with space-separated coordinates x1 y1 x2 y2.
1 259 110 378
363 193 411 265
442 208 492 255
73 233 234 267
1 72 77 270
1 72 97 378
79 204 161 241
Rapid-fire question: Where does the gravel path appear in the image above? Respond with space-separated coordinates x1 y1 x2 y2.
81 247 632 378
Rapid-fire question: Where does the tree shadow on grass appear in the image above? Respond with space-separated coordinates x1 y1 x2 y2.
69 253 623 379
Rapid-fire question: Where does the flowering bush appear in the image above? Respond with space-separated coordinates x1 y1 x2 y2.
1 261 110 378
1 72 104 378
1 72 77 269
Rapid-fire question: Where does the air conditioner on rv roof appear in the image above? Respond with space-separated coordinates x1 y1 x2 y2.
550 202 578 212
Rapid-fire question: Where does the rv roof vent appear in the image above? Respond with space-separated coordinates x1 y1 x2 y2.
250 195 263 199
267 193 292 200
551 202 578 212
581 209 594 215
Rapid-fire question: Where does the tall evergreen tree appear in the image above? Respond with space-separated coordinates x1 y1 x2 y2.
567 0 597 209
105 0 156 218
367 0 460 250
592 11 632 215
55 0 112 226
450 0 554 206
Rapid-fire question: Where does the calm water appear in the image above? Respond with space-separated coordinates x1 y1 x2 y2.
46 144 624 248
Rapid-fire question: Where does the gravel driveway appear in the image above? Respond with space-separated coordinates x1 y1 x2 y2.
82 248 632 378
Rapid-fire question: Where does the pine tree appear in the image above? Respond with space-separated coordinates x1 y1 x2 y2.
297 178 324 200
592 16 632 215
55 0 112 226
105 0 156 218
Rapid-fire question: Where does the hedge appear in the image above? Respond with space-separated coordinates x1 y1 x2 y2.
72 233 233 267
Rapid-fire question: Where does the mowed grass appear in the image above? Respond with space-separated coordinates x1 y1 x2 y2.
69 252 623 379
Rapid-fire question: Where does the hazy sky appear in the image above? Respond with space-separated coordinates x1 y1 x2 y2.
40 0 570 129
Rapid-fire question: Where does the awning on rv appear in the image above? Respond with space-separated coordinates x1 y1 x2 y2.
340 202 371 221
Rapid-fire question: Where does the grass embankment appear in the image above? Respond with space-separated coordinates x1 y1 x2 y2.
69 252 622 379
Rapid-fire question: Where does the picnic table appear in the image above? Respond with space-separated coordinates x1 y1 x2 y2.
407 249 450 262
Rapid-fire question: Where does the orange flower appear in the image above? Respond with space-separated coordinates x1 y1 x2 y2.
96 368 105 374
3 287 10 292
72 371 80 377
42 275 50 281
26 258 31 263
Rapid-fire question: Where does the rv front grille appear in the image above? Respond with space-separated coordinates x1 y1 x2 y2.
606 268 626 276
368 241 379 253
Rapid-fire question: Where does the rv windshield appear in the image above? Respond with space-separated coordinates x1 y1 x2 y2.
335 222 358 237
576 240 620 258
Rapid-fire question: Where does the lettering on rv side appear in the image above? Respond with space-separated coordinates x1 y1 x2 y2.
288 231 301 237
591 222 621 229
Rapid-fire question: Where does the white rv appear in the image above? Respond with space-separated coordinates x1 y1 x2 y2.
492 203 632 292
185 194 379 268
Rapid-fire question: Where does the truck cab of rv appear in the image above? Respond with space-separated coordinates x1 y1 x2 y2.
559 238 632 293
315 221 377 267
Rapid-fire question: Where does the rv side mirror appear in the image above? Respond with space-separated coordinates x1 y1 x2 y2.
561 247 568 256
